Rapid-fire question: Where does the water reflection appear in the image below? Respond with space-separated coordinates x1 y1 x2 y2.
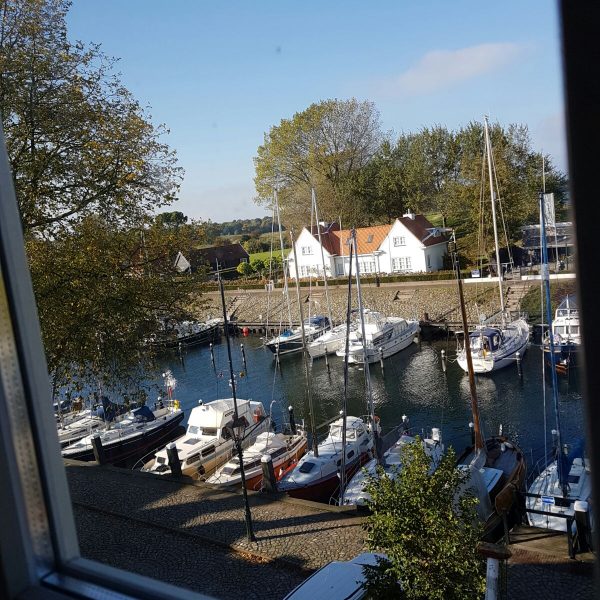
155 336 586 471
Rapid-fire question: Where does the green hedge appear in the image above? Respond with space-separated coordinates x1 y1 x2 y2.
200 270 477 290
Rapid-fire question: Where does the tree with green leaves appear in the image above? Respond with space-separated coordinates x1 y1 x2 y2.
155 211 188 228
0 0 197 399
363 442 485 600
254 98 382 230
27 216 200 399
236 261 253 278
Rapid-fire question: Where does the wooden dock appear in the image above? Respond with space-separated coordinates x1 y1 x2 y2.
509 525 595 566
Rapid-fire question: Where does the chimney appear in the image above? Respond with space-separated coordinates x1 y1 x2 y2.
403 211 416 220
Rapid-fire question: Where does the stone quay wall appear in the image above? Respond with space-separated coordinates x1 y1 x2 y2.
193 280 527 332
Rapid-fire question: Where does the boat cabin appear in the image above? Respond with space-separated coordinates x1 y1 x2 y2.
469 328 503 352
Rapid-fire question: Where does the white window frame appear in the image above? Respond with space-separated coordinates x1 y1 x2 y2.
301 246 313 255
0 129 212 600
393 236 406 247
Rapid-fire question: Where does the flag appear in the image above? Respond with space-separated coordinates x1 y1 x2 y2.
543 193 556 229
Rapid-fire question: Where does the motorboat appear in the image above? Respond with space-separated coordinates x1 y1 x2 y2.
147 318 221 349
307 323 351 359
543 294 579 374
265 315 331 356
61 401 184 464
336 310 419 364
142 397 269 478
277 416 374 503
342 425 444 507
206 428 307 490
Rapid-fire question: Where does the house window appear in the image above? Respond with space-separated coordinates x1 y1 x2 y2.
392 257 412 272
367 234 374 243
393 236 406 247
426 255 431 268
301 246 313 255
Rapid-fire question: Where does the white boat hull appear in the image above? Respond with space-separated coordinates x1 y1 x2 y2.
341 320 419 364
527 458 593 532
457 318 529 374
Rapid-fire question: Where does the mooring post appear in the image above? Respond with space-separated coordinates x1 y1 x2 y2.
574 500 591 553
240 343 247 372
276 344 281 369
91 433 105 465
379 347 384 374
324 346 330 372
478 542 512 600
516 351 522 377
288 405 297 434
441 349 447 372
261 454 277 493
210 343 215 371
166 442 182 477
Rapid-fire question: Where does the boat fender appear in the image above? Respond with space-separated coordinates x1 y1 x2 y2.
174 400 180 410
253 407 262 423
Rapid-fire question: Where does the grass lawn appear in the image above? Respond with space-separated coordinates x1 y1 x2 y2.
249 249 290 262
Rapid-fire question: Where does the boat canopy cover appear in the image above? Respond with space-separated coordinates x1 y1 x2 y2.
92 396 131 422
304 315 329 328
469 328 503 351
133 405 155 422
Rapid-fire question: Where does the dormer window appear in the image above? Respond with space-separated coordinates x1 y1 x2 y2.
367 234 374 243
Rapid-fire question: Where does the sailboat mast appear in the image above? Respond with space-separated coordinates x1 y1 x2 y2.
451 232 484 450
312 188 333 328
352 229 378 457
275 191 293 327
290 230 319 457
339 240 354 505
483 117 506 326
539 191 566 496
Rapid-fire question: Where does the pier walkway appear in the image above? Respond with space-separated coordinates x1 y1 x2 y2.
66 461 596 599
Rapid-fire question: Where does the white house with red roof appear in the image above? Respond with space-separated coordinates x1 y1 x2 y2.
287 212 448 280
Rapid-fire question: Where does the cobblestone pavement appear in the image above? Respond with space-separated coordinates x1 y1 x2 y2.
67 462 597 599
67 462 366 598
73 505 306 599
506 548 596 599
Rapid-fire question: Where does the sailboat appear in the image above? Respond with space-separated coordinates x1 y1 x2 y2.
264 191 330 357
457 117 529 374
342 417 444 507
277 229 376 503
526 193 592 532
449 229 527 541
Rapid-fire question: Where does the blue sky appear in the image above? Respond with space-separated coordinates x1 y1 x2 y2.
66 1 565 223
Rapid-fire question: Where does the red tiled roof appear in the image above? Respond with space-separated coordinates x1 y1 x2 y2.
307 215 446 255
400 214 448 246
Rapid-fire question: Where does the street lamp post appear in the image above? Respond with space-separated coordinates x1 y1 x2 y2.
372 250 383 287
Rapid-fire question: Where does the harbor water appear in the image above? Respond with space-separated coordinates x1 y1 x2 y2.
153 334 586 472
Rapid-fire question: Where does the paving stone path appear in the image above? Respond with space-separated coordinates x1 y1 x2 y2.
66 461 596 599
67 462 366 598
